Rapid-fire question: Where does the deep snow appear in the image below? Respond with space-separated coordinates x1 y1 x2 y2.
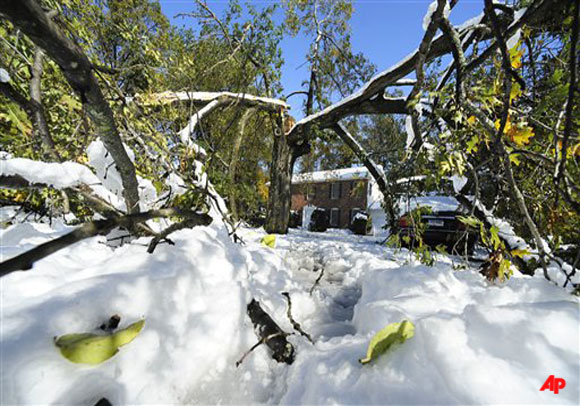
1 223 579 405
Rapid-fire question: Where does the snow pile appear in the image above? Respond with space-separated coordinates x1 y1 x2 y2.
0 222 272 405
399 195 461 214
353 211 368 221
246 230 579 405
451 174 468 193
0 67 10 83
86 139 158 211
0 157 122 209
292 166 376 184
1 158 102 189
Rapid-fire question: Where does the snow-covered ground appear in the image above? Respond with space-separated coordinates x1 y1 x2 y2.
1 223 579 405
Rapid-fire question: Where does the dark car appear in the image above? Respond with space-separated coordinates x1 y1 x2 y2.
397 195 478 253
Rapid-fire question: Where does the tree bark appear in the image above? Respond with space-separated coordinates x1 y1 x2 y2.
247 299 295 364
229 108 254 220
265 113 293 234
0 0 140 213
28 47 60 161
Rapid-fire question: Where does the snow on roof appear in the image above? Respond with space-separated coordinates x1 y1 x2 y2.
292 166 377 184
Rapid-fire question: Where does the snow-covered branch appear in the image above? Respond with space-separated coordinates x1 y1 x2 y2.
287 0 564 144
143 91 288 110
140 91 288 148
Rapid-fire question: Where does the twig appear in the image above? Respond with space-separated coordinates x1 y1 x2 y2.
281 292 314 344
235 333 283 368
309 265 325 296
147 218 203 253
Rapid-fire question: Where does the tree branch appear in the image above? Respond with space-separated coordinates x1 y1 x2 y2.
0 0 140 213
555 0 579 186
0 209 212 277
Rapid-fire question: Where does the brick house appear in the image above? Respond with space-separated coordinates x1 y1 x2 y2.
291 167 387 234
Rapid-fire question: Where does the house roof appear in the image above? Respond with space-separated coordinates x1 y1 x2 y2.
292 166 375 184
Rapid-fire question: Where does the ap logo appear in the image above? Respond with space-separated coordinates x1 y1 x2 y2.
540 375 566 394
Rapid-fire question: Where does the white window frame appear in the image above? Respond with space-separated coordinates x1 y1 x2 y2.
330 182 340 200
330 208 340 227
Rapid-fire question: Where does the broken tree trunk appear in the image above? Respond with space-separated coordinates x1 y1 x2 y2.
247 299 295 364
265 113 293 234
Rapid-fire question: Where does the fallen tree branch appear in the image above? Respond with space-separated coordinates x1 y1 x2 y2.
287 0 564 145
246 299 295 364
146 217 205 254
235 333 283 368
0 208 212 277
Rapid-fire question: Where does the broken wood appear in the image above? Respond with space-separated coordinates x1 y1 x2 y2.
246 299 295 364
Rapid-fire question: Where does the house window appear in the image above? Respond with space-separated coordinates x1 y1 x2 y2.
351 181 365 197
330 182 340 200
330 208 340 227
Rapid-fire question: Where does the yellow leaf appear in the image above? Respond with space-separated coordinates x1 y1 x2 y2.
498 116 534 146
509 45 523 69
510 82 522 102
511 248 531 258
555 141 580 157
261 234 276 248
467 116 476 125
359 320 415 364
55 319 145 365
509 125 534 146
510 153 521 166
466 135 479 154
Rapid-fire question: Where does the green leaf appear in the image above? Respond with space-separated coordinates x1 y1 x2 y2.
359 320 415 365
435 244 448 254
55 319 145 365
498 259 513 282
490 226 502 250
457 215 481 228
510 248 531 258
261 234 276 248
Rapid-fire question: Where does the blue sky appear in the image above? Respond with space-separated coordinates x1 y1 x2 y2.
158 0 483 118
